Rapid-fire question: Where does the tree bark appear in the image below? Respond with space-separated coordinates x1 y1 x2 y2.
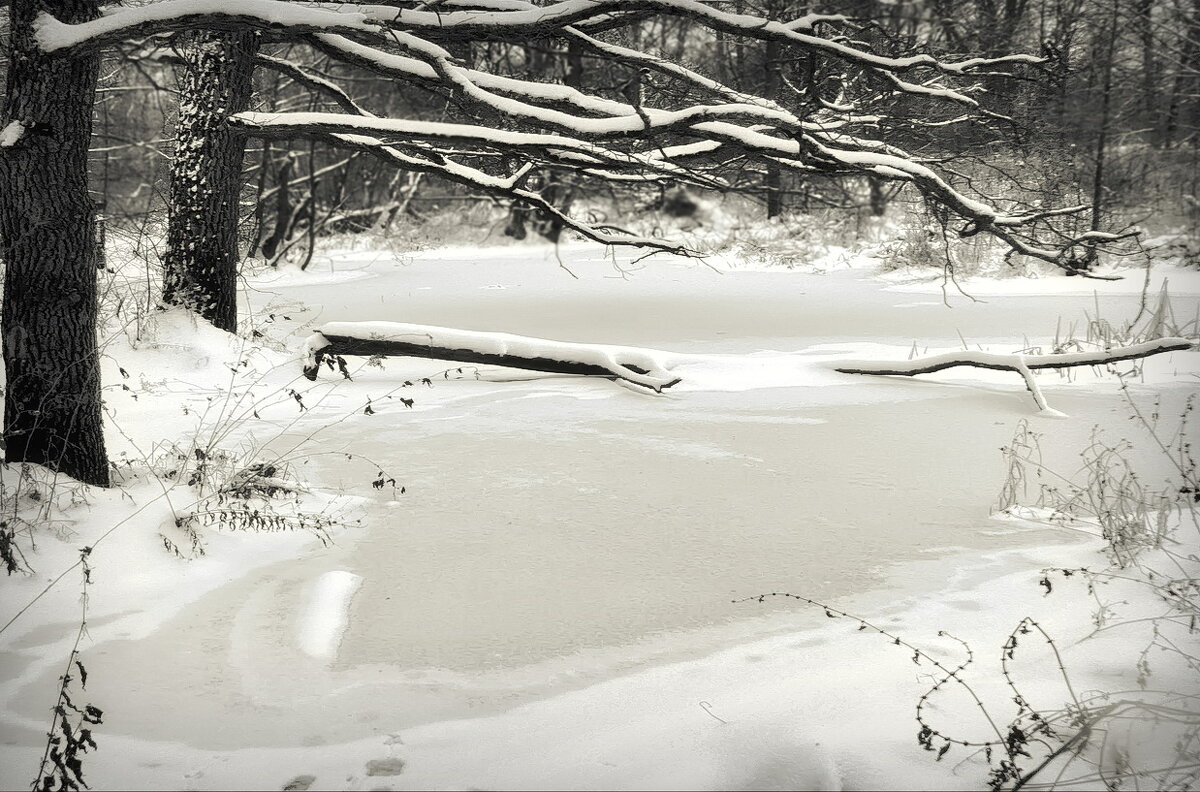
0 0 110 486
163 29 258 332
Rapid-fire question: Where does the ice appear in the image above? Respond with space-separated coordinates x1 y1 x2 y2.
1 240 1196 791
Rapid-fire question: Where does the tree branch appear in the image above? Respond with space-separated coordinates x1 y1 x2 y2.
833 338 1195 412
303 321 682 392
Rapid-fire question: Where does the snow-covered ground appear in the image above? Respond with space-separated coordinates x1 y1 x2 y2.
1 242 1198 790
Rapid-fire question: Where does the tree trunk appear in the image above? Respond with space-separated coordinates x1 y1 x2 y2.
763 33 783 219
760 0 787 219
0 0 110 486
163 30 258 332
1163 0 1200 149
1134 0 1160 145
868 176 888 216
261 154 294 260
1084 0 1119 269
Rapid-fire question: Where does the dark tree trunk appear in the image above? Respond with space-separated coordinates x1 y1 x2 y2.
1164 0 1200 148
503 203 530 240
868 176 888 216
0 0 110 486
762 2 783 219
163 30 258 332
764 160 783 219
1134 0 1160 145
1085 0 1119 268
261 154 294 260
247 140 271 256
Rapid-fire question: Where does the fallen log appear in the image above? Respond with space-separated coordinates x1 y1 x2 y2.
833 337 1195 413
303 321 682 392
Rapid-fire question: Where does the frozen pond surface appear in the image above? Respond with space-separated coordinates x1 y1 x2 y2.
4 244 1197 768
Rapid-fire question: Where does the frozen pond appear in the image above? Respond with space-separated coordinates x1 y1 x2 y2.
6 245 1196 754
271 247 1196 678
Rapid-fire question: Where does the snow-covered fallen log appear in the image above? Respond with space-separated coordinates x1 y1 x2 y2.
303 322 682 392
833 337 1195 413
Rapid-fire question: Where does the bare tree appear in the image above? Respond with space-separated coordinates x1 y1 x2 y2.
42 0 1131 267
9 0 1139 484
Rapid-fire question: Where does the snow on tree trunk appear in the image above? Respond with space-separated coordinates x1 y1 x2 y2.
163 29 258 332
0 0 110 486
832 338 1195 414
303 322 682 392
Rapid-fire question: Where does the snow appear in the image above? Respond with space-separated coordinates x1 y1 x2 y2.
882 260 1200 296
245 257 379 288
237 111 596 151
297 570 362 660
1 241 1197 791
0 121 26 148
34 0 393 51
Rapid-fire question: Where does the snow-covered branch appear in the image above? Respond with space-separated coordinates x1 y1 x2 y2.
383 0 1044 78
32 0 1120 272
229 111 695 177
274 27 1087 267
36 0 1039 108
324 131 688 253
303 322 682 392
833 338 1196 413
34 0 395 51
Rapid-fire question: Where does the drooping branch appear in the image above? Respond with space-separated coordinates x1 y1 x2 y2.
303 322 682 392
833 338 1196 412
238 26 1104 270
229 100 1098 268
229 111 704 179
238 126 691 254
227 56 698 255
36 0 1041 83
36 0 1129 272
36 0 1043 129
381 0 1044 80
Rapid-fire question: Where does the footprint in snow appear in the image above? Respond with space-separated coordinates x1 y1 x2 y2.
365 757 406 776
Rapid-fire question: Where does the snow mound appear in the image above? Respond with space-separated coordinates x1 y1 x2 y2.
297 570 363 660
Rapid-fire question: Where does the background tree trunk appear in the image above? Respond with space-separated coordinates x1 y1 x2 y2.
0 0 110 486
762 4 783 220
1084 0 1119 267
1134 0 1160 145
261 153 294 260
163 30 258 332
